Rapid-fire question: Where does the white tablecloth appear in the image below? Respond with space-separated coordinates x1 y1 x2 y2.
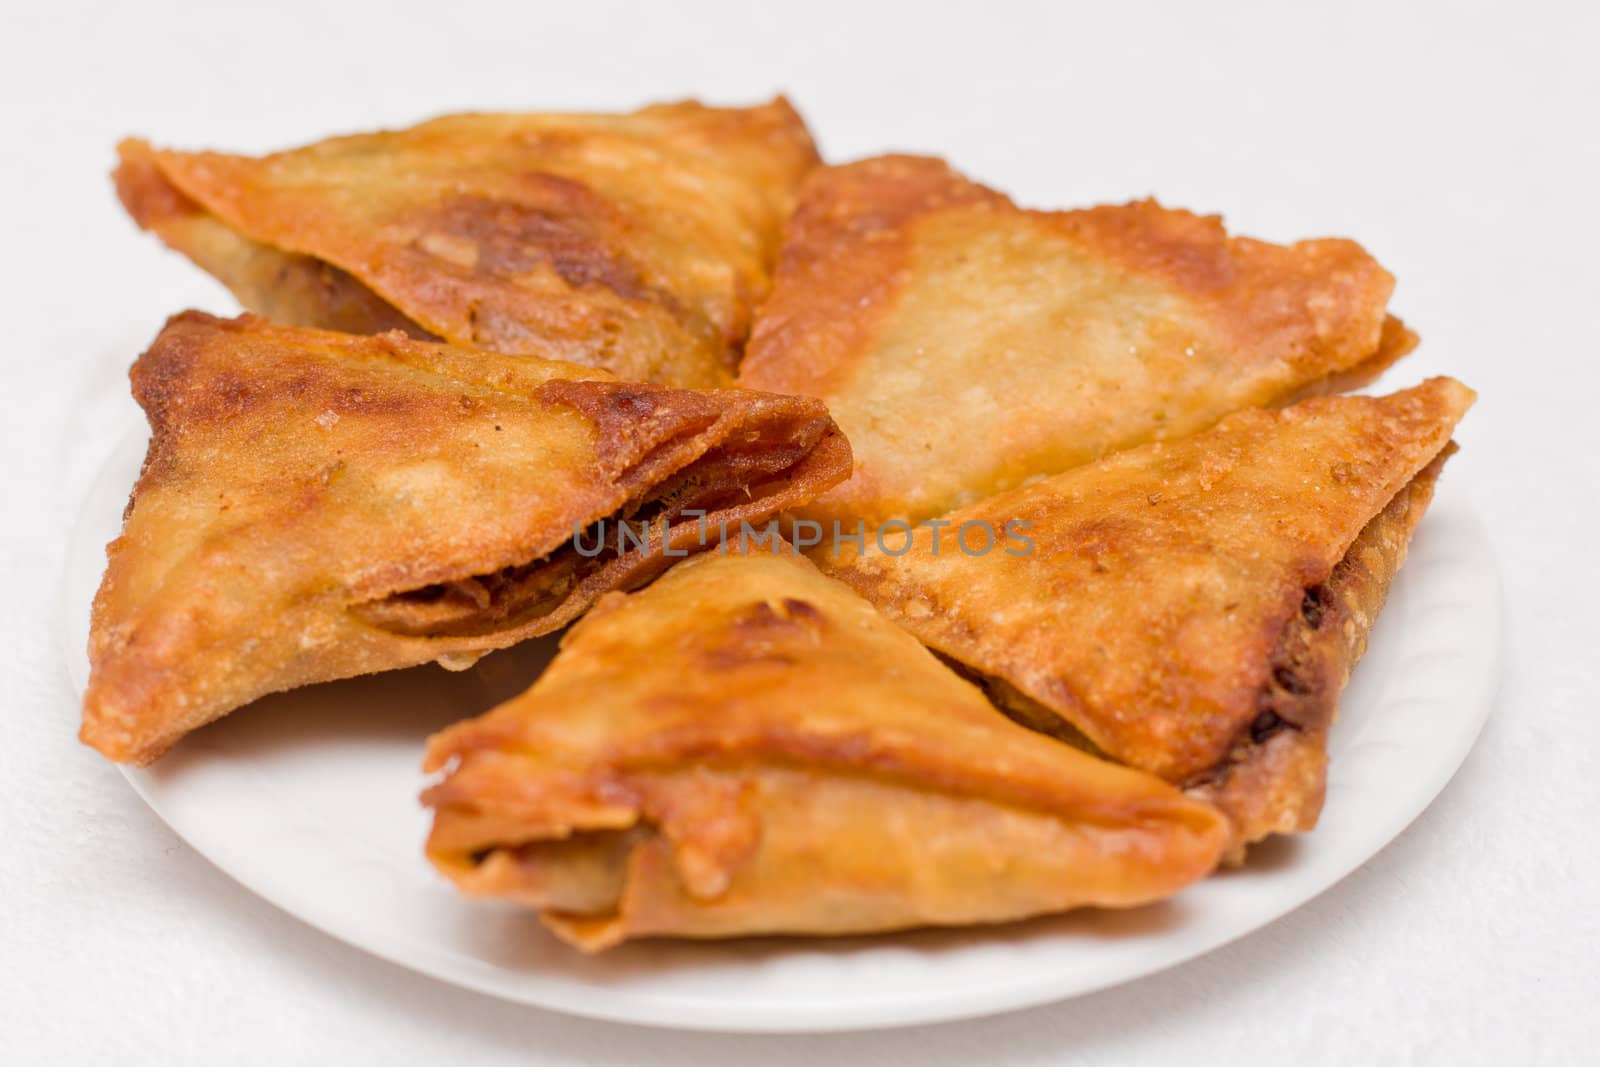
5 2 1595 1062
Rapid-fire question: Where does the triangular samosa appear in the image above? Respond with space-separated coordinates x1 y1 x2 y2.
114 98 820 388
423 546 1228 950
82 312 849 764
835 378 1473 854
738 154 1418 527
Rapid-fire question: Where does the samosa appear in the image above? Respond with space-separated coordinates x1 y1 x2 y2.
82 312 848 764
115 99 820 387
740 155 1417 527
836 378 1473 853
424 546 1228 949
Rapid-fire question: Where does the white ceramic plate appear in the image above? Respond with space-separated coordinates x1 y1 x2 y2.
63 427 1501 1033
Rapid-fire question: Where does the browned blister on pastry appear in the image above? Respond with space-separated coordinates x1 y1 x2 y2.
113 98 820 387
835 378 1474 855
423 547 1228 949
81 313 848 765
738 155 1418 527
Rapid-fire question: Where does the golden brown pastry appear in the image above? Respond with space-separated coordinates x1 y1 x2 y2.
835 378 1474 855
738 155 1418 527
114 98 820 388
423 546 1228 949
81 312 849 765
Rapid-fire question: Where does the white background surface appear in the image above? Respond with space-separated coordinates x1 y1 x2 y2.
3 1 1596 1063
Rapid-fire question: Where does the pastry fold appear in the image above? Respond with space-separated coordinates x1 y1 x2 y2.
423 547 1228 950
835 378 1474 854
114 98 820 388
738 155 1418 527
81 312 849 765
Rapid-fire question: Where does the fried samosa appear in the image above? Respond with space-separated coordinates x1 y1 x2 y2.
423 546 1229 950
836 378 1474 855
738 155 1418 527
81 312 849 765
114 98 820 388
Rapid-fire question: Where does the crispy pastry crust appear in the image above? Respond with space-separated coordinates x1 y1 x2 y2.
81 313 848 764
739 154 1414 526
1184 448 1452 856
114 99 820 387
423 549 1228 949
836 379 1474 852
